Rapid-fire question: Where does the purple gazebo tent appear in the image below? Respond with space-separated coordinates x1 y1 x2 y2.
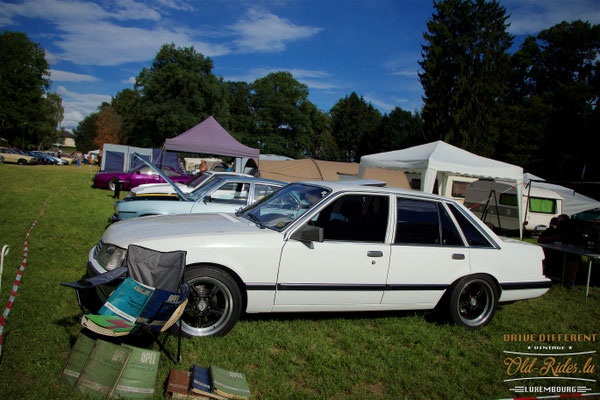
163 116 259 159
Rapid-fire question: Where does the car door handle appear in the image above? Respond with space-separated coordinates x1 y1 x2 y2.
367 251 384 257
452 253 465 260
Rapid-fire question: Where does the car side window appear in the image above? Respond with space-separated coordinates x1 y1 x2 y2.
447 204 494 248
438 204 464 246
254 184 280 201
210 182 249 205
310 194 389 242
395 198 440 245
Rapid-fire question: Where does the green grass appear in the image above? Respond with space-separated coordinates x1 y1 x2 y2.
0 164 599 399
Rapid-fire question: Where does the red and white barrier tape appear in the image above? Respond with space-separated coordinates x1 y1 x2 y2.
0 199 47 361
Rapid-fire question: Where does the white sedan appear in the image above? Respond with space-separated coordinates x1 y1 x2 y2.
88 181 551 337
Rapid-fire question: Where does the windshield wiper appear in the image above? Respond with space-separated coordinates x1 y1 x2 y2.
246 213 265 229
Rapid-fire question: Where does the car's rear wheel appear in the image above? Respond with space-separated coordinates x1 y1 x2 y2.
449 274 498 329
180 265 242 337
108 178 119 191
17 159 27 165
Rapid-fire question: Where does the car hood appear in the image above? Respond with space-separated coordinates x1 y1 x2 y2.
104 212 263 246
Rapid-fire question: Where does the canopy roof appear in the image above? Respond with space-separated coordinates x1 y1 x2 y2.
359 140 523 190
164 116 259 159
359 140 525 237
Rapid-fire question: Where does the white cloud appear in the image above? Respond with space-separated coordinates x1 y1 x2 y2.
363 95 396 113
154 0 194 12
504 0 600 35
55 86 111 129
56 22 229 65
50 69 99 82
123 76 136 85
391 69 419 78
0 0 228 66
229 9 322 53
223 67 338 90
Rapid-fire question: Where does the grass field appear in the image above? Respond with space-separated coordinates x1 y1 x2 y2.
0 164 598 400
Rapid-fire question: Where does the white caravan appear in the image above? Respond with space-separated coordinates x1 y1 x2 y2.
464 179 562 233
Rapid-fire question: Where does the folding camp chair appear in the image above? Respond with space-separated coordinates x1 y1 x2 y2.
62 244 188 363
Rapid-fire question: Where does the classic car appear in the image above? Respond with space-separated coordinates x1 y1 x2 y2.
88 180 551 338
129 171 252 196
93 164 190 191
112 175 284 221
0 147 39 165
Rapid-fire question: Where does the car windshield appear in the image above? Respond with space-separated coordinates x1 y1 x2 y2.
240 183 331 231
184 172 211 188
188 177 225 200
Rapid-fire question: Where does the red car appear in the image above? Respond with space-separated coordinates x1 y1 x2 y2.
93 164 191 191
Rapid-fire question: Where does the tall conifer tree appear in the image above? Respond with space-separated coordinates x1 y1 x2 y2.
419 0 512 156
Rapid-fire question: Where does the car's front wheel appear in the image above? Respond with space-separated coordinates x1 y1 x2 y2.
180 265 242 337
449 274 498 329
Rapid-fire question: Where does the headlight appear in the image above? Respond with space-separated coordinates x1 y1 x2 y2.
95 244 126 271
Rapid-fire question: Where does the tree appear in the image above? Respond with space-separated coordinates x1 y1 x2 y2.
372 108 424 154
36 92 64 149
74 112 99 153
224 81 255 146
330 92 381 162
132 44 229 147
111 88 142 146
419 0 512 156
250 71 316 158
0 31 51 148
93 104 122 149
499 20 599 180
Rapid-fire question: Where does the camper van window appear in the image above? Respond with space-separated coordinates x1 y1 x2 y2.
451 181 470 198
499 193 518 207
529 197 556 214
447 204 494 248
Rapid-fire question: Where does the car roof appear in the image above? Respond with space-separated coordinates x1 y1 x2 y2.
291 180 455 203
214 175 285 185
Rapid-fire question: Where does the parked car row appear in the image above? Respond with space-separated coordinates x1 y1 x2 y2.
83 155 551 338
0 147 76 165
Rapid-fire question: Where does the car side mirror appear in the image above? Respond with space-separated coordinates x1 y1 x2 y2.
291 224 324 243
203 195 212 204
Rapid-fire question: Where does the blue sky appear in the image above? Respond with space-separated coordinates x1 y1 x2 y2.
1 0 599 131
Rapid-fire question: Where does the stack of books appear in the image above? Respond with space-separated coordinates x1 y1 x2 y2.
60 332 160 399
167 364 251 399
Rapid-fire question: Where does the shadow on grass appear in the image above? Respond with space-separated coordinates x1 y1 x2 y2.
239 308 451 327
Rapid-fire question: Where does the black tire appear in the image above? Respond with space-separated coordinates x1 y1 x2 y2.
17 159 27 165
449 274 498 329
180 265 242 337
108 178 119 191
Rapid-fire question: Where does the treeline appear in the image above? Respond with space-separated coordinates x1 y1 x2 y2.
74 44 425 164
2 1 598 183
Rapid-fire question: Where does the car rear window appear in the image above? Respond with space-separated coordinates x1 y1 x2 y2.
447 204 494 248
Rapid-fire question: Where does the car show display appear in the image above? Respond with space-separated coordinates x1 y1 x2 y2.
87 180 551 338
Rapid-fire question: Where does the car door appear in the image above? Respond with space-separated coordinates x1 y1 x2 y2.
275 193 391 307
382 197 470 308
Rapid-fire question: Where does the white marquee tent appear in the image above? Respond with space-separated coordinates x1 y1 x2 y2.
358 141 525 237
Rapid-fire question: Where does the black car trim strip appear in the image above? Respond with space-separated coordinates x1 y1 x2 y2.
500 281 553 290
246 284 277 291
274 283 448 291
